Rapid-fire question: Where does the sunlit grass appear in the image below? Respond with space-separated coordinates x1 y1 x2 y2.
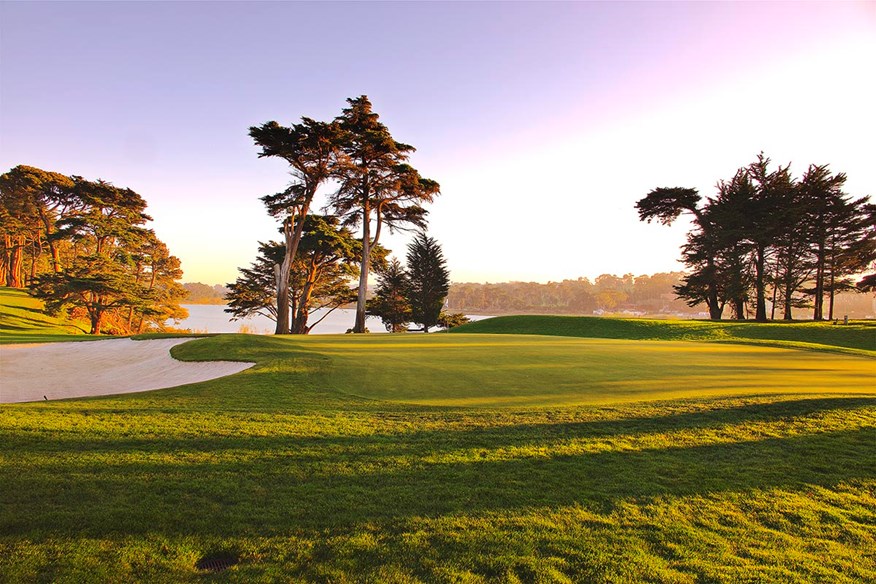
453 314 876 354
0 286 91 342
2 315 875 581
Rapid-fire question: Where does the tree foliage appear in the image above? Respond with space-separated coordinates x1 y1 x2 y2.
329 96 439 333
226 215 360 334
367 258 411 332
250 118 340 334
250 97 439 334
636 154 875 321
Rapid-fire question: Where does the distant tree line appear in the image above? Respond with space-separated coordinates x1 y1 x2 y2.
447 272 695 315
232 95 441 334
182 282 229 304
446 272 874 318
636 154 875 321
0 165 186 334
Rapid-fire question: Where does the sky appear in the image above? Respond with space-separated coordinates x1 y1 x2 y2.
1 1 874 285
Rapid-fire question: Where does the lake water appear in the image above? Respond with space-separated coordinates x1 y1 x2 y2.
171 304 489 334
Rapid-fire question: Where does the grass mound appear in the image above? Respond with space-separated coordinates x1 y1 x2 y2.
0 286 90 342
452 314 876 353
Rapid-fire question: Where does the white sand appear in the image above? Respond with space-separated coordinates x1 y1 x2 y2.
0 338 254 403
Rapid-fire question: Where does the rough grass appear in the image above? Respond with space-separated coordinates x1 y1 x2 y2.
2 326 875 582
0 286 92 343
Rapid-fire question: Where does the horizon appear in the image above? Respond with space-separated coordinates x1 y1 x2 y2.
2 1 873 284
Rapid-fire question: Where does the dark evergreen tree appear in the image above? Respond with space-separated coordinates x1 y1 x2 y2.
367 258 411 332
406 232 449 332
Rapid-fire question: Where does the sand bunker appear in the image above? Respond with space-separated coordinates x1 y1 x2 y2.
1 338 254 403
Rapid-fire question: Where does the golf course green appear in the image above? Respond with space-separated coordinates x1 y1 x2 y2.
1 288 874 582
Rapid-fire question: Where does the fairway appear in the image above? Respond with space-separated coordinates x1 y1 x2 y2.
193 333 876 407
3 323 875 582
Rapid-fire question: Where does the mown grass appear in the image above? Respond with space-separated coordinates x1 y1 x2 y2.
2 321 875 582
452 314 876 354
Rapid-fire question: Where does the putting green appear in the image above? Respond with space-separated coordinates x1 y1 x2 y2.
271 334 876 407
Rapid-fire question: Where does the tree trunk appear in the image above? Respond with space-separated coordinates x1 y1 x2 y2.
707 285 722 320
8 235 25 288
292 268 318 334
783 279 794 320
754 245 767 322
89 305 103 335
274 262 288 334
354 204 371 333
827 268 836 321
731 298 746 320
275 210 312 335
813 239 825 321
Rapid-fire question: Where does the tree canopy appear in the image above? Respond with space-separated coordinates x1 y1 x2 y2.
0 166 187 334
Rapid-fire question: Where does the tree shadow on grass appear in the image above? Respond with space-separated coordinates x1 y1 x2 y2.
1 398 874 538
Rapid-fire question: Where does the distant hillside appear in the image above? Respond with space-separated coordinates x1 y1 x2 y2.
182 283 228 304
447 272 876 319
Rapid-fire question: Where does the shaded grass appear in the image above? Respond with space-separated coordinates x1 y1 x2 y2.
452 314 876 354
2 332 875 582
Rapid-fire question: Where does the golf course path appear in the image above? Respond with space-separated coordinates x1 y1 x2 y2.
1 338 254 403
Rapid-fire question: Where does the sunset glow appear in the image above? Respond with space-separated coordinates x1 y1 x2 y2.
1 1 873 285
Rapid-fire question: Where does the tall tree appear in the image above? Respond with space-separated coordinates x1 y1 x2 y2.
30 177 183 335
33 253 141 334
330 96 439 333
797 165 874 320
822 199 875 319
128 231 188 333
250 118 340 334
743 154 794 321
406 232 450 332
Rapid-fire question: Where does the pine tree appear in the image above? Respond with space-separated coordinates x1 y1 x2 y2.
368 258 411 332
406 232 449 332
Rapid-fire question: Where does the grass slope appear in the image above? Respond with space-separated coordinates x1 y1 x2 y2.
0 286 91 343
452 314 876 354
1 326 874 582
